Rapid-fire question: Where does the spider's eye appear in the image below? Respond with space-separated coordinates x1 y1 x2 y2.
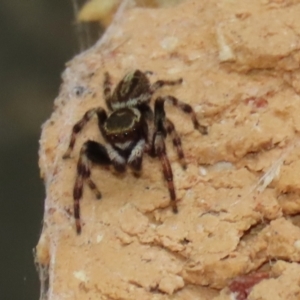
124 132 128 136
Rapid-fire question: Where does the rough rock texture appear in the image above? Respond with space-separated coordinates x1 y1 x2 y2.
36 0 300 299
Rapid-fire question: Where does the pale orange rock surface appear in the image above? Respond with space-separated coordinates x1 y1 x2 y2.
36 0 300 299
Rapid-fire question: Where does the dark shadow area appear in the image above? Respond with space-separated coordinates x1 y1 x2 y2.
0 1 81 299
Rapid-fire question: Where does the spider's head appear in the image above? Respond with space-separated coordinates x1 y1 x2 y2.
103 108 142 146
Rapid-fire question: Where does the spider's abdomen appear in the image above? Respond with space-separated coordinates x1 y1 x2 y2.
111 70 150 109
103 108 142 144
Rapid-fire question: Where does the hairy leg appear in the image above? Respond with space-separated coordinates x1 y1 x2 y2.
150 78 182 94
163 118 186 168
155 96 208 135
63 108 107 159
153 130 178 213
73 140 111 234
103 72 113 110
152 99 178 212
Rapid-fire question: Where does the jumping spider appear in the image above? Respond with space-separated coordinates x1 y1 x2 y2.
63 70 207 234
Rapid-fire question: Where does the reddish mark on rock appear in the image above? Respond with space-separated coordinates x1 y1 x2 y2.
48 208 56 215
228 272 269 300
244 97 268 112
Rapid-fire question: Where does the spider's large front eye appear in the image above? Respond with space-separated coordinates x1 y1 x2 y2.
124 132 128 136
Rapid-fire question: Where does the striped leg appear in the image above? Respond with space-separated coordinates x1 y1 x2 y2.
73 141 111 234
156 96 208 135
164 118 186 169
103 72 112 110
150 78 183 94
153 130 178 213
63 108 107 159
153 100 178 212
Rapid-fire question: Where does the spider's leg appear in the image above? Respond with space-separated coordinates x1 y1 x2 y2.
153 96 186 167
73 140 111 234
156 96 208 135
150 78 183 94
163 118 186 169
152 98 178 212
153 130 178 213
63 108 107 159
136 106 154 156
103 72 113 110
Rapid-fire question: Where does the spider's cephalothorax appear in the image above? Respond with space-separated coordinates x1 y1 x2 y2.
63 70 208 234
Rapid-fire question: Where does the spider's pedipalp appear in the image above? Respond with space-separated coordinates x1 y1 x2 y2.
128 139 146 172
105 144 127 172
85 140 112 165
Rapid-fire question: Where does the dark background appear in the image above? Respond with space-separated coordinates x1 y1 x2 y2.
0 1 101 299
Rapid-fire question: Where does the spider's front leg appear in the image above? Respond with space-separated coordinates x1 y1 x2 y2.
73 140 111 234
63 108 107 159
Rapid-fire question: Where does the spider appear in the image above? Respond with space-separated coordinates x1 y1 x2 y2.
63 70 207 234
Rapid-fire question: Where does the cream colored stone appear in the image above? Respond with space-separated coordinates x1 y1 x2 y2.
36 0 300 299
